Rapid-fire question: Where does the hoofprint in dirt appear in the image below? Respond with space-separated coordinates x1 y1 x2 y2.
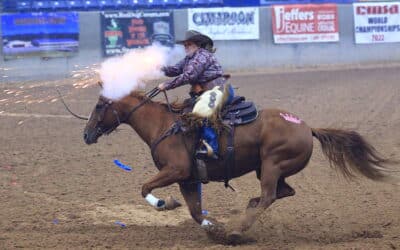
0 66 399 249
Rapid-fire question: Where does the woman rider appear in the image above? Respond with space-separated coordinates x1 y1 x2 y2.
158 30 233 160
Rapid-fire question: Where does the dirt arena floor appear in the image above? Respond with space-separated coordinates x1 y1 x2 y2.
1 65 399 249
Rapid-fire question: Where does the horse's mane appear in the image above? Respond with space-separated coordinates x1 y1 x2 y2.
129 91 186 113
129 91 226 133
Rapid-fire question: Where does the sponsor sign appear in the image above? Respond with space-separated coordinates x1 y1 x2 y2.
272 4 339 43
1 12 79 59
353 2 400 43
101 11 174 56
188 7 259 40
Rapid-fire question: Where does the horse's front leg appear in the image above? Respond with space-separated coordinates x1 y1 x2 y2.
141 167 187 211
178 182 208 225
179 182 227 242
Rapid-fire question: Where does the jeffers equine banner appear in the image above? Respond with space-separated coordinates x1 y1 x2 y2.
353 2 400 44
188 7 259 40
272 4 339 44
1 12 79 59
101 11 174 56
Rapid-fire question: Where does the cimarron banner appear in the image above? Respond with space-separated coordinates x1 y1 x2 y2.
272 4 339 44
101 11 174 57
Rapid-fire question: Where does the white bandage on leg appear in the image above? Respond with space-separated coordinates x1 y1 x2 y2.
201 219 213 228
145 194 161 207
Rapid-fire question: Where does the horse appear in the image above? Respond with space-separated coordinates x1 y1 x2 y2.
82 85 394 244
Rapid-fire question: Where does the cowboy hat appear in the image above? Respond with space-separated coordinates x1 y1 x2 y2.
176 30 213 48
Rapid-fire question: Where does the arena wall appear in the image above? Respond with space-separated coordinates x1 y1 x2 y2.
1 5 400 81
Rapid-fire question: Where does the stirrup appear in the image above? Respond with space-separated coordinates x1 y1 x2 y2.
196 140 219 160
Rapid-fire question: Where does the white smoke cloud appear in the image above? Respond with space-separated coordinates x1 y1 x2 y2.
99 44 184 100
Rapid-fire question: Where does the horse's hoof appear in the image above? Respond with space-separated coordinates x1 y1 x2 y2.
227 231 242 245
247 197 260 209
165 196 182 210
204 222 227 244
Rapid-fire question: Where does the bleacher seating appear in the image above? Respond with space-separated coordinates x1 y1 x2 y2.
177 0 193 6
112 0 129 8
32 1 52 10
128 0 148 8
83 0 100 9
1 0 228 12
98 0 115 9
50 1 68 10
16 1 33 11
66 0 85 9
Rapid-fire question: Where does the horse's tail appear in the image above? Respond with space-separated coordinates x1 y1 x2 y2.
311 128 395 181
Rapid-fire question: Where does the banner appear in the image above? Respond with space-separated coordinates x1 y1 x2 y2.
188 7 259 40
101 11 174 57
1 12 79 59
272 4 339 44
353 2 400 44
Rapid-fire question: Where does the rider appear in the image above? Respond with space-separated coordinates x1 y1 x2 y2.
158 30 233 160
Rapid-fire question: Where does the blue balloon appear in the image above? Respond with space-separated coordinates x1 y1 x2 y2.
115 221 126 227
113 159 132 171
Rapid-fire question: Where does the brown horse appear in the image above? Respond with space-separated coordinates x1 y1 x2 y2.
82 87 394 244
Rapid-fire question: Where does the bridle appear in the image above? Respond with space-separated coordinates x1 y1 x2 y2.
93 87 161 136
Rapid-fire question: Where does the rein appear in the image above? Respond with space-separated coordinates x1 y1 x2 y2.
121 87 161 123
99 87 161 135
57 88 89 120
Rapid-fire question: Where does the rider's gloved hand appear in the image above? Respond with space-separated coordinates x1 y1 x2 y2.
158 82 167 91
156 65 166 73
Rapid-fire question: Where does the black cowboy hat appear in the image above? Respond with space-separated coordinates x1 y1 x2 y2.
176 30 213 48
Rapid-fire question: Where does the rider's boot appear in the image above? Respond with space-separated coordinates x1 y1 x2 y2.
195 140 219 160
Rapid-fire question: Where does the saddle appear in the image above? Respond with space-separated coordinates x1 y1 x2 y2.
221 96 258 125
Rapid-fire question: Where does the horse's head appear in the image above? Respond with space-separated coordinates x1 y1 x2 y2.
83 95 123 145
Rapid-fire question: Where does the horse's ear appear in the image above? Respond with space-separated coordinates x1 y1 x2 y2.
98 81 103 88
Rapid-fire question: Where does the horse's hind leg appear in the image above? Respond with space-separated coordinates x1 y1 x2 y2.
276 177 295 199
246 197 261 209
247 175 295 209
228 160 280 242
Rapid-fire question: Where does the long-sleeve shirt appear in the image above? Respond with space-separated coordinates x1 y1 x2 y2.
162 48 225 91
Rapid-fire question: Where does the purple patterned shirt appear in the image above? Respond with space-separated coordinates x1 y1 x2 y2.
162 48 225 91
